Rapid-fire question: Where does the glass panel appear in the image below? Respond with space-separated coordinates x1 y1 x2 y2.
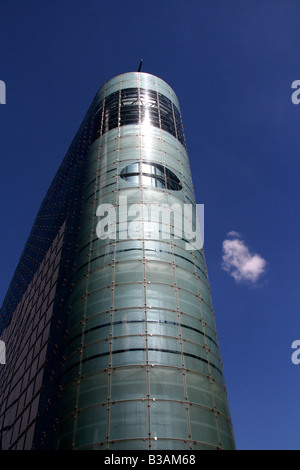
109 401 148 440
75 406 107 448
218 414 235 449
156 176 165 188
211 380 231 416
147 320 179 338
155 164 164 176
78 372 108 409
148 335 180 351
59 382 78 417
150 401 189 439
185 371 214 408
84 323 111 344
110 367 147 401
150 439 191 450
86 287 112 316
111 349 146 367
123 174 139 184
178 288 200 312
88 265 113 292
123 162 139 173
149 367 185 401
183 355 209 376
189 406 218 446
114 283 144 309
115 261 144 284
141 162 154 174
146 284 177 310
80 352 110 375
112 335 146 352
141 175 153 187
109 440 149 450
56 418 74 449
148 349 182 367
145 261 174 284
85 312 110 330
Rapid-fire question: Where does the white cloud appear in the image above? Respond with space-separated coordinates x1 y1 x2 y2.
222 235 267 284
226 230 241 238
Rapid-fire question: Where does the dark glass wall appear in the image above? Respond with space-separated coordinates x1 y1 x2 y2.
0 96 96 449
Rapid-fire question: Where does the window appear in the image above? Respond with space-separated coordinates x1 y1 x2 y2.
120 162 182 191
92 88 186 148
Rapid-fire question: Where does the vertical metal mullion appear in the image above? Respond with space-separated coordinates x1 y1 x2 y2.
106 80 122 450
138 79 151 449
170 99 179 143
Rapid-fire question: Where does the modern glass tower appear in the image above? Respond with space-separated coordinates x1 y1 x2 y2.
0 72 235 450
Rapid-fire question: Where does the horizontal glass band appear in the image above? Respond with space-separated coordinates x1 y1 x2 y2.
92 88 186 148
64 347 223 376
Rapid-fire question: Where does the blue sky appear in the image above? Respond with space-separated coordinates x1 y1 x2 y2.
0 0 299 450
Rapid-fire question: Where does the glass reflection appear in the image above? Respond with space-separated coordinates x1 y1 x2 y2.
92 87 186 148
120 162 182 191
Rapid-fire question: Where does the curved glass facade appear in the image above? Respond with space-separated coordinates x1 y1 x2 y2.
54 73 235 450
0 72 235 450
